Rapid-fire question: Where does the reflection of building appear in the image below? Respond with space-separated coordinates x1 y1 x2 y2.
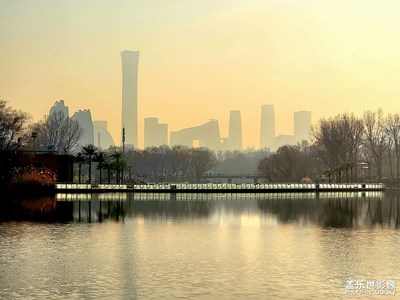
260 105 276 151
121 50 140 148
94 121 115 150
49 100 69 117
227 110 242 151
144 118 168 148
294 111 311 143
71 110 94 146
170 120 221 150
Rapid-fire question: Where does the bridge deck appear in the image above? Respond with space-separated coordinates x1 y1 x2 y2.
55 183 385 193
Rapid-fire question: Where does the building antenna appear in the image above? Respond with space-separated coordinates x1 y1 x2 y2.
122 126 126 152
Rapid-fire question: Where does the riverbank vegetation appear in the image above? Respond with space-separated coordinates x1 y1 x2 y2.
259 111 400 183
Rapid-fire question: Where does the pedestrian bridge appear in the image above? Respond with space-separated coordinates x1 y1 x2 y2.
55 182 385 193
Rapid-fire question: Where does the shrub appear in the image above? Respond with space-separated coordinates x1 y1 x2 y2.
11 167 57 185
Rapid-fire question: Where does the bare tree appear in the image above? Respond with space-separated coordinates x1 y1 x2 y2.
342 113 364 167
34 111 83 153
362 110 388 180
258 143 321 182
312 113 364 175
312 117 343 169
0 99 30 150
384 113 400 179
189 148 217 181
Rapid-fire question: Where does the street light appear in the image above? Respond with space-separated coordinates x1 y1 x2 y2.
31 131 38 153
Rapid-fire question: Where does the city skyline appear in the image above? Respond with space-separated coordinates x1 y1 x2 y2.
2 1 400 148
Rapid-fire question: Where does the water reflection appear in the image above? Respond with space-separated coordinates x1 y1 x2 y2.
2 191 400 228
258 191 400 228
0 196 73 222
2 191 400 299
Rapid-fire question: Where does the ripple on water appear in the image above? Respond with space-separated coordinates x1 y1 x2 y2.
1 195 400 299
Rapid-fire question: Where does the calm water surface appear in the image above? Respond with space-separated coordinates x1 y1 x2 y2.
1 191 400 299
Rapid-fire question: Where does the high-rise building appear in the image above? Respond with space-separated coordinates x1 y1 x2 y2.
170 120 221 151
294 111 311 143
228 110 242 150
144 117 168 148
71 109 94 146
94 121 115 150
121 50 140 147
49 99 69 118
260 104 276 150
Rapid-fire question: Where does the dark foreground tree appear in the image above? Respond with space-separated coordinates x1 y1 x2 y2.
94 151 107 184
0 99 30 151
75 152 85 183
82 144 97 184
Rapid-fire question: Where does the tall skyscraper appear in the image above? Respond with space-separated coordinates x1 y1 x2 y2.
260 104 276 150
228 110 242 150
144 117 168 148
294 111 311 143
121 50 140 147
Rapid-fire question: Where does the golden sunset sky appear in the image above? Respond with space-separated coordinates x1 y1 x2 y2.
1 0 400 148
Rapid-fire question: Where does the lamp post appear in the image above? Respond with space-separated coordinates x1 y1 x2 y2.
31 131 38 154
122 127 125 153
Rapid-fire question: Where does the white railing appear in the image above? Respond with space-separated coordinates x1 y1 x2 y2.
98 184 127 190
56 183 92 189
56 182 384 191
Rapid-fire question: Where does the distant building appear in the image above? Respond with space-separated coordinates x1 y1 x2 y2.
121 50 140 148
294 111 311 143
260 104 276 151
170 120 221 150
144 117 168 148
49 100 69 118
227 110 242 151
93 121 115 150
71 110 94 146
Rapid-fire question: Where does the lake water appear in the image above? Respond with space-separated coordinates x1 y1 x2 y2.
1 191 400 299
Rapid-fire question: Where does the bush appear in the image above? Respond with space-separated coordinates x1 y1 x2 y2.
11 167 57 185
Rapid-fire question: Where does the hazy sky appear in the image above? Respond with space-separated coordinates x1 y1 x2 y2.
1 0 400 148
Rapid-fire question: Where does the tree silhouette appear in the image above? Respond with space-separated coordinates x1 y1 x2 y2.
103 158 113 184
82 144 97 184
75 152 85 183
110 151 124 184
0 99 30 151
94 151 107 184
32 111 83 153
